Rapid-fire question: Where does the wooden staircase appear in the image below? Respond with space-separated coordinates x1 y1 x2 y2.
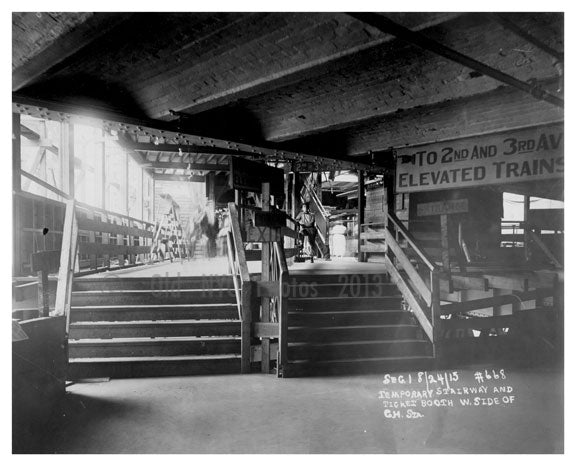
280 271 434 377
68 275 242 379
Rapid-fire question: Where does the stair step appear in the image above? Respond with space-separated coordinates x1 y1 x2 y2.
73 275 234 291
287 339 431 361
68 354 241 379
288 324 421 343
281 355 435 377
288 273 390 285
289 296 403 311
69 336 241 358
284 283 399 299
287 310 414 326
70 303 238 322
69 319 240 339
290 270 390 286
71 289 236 306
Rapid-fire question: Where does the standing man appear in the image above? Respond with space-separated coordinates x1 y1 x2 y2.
296 202 316 257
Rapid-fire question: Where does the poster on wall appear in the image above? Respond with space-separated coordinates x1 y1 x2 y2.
395 123 563 193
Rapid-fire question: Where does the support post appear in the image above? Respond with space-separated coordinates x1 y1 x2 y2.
13 113 21 275
430 269 441 359
291 170 299 220
524 195 531 262
13 113 21 192
37 270 50 317
67 123 75 199
261 182 271 373
357 170 365 262
440 214 452 284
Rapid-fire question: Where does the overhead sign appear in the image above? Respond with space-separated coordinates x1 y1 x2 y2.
244 225 281 243
229 157 284 197
417 199 469 217
255 210 286 229
396 124 563 193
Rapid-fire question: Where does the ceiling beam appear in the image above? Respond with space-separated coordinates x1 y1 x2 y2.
13 13 132 91
144 162 229 171
176 13 462 116
347 13 564 109
131 142 251 157
12 94 379 171
153 174 206 182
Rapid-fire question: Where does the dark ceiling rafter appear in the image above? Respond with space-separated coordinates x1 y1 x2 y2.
154 174 205 182
142 162 229 172
128 142 254 157
12 94 380 172
174 13 463 116
13 13 133 91
347 13 564 109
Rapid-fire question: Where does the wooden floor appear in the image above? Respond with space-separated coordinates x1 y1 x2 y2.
81 256 388 279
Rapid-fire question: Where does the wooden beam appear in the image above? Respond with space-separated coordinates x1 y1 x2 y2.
153 174 205 182
13 113 21 192
169 13 463 116
132 142 252 157
13 13 133 91
12 95 378 171
357 170 365 262
20 170 71 200
68 123 75 199
144 161 229 171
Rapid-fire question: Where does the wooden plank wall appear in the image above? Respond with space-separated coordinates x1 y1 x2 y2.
12 316 67 453
15 192 66 276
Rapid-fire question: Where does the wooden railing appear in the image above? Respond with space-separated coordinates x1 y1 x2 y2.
383 211 440 345
54 200 79 334
525 225 562 268
226 201 296 375
273 241 289 376
75 202 155 272
226 203 253 373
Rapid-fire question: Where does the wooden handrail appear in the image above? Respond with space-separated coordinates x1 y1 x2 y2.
76 201 154 229
440 287 555 316
227 202 253 374
274 241 289 377
54 199 78 334
387 211 436 271
526 228 562 268
382 210 440 346
228 203 250 283
20 169 71 200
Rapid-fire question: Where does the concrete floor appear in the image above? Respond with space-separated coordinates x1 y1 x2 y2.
28 366 562 454
84 256 386 278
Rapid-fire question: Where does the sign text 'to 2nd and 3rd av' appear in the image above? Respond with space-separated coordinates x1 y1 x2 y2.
395 123 563 193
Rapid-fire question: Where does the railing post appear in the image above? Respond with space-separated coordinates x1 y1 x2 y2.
240 280 253 374
278 269 288 377
430 269 441 358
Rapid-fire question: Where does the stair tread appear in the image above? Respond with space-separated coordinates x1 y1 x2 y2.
288 339 427 347
70 319 240 326
69 336 241 345
289 324 418 330
288 354 435 364
69 354 241 363
71 303 237 310
288 309 405 314
72 288 234 294
289 295 401 301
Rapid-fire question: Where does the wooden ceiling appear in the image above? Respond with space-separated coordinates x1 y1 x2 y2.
12 12 564 169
